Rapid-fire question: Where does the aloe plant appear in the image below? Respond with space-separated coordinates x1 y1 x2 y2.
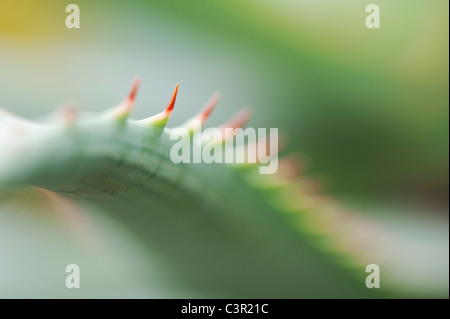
0 79 447 298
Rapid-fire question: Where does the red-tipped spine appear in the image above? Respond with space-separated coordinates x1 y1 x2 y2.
198 92 220 124
220 107 252 132
124 77 141 113
165 83 179 113
128 77 141 104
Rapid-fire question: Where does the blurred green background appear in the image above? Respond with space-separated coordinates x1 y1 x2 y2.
0 0 448 297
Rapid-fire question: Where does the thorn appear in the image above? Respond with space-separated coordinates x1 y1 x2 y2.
220 107 252 131
198 92 220 124
138 82 179 129
219 107 252 141
123 76 141 114
183 92 220 134
60 105 78 126
101 77 141 123
110 77 141 121
165 82 179 113
128 77 141 105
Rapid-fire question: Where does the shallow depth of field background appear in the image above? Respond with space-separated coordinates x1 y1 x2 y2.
0 0 448 297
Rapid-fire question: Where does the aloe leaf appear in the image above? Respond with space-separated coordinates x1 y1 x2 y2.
0 80 447 298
